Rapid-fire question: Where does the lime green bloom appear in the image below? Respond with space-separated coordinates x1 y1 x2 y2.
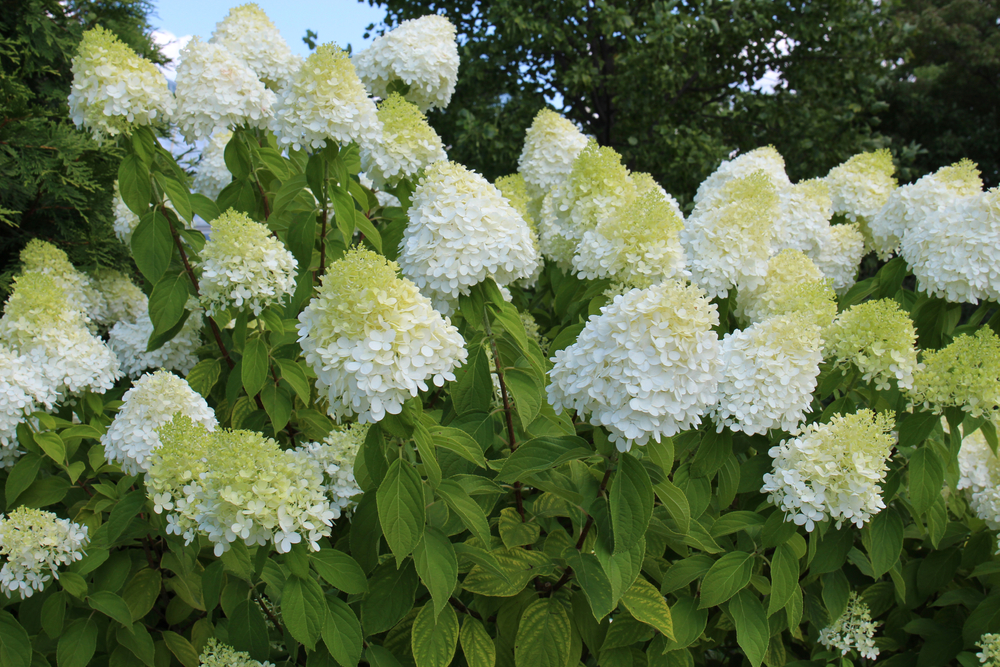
907 328 1000 417
826 299 920 390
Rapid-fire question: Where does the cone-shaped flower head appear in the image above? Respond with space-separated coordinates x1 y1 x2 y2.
957 422 1000 541
901 188 1000 304
548 280 722 450
209 3 299 89
825 299 920 391
0 273 120 400
712 314 822 436
172 37 275 142
108 306 203 379
681 170 778 299
517 110 590 199
0 346 49 467
539 141 635 270
198 209 297 316
693 146 790 214
91 269 147 326
296 423 368 517
772 179 834 258
761 409 896 530
825 149 897 243
354 15 459 112
818 592 880 660
68 26 175 140
398 161 540 312
814 222 865 294
271 43 382 151
298 247 468 423
199 638 275 667
192 131 234 200
0 507 89 598
20 239 105 327
978 634 1000 667
147 416 336 555
573 188 687 288
102 371 218 475
496 173 543 287
736 249 837 331
360 93 447 188
870 159 982 260
906 327 1000 417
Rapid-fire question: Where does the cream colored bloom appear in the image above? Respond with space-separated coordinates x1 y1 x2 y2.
907 327 1000 417
199 638 275 667
20 239 105 327
818 592 880 660
693 146 790 214
825 149 897 246
209 4 300 89
772 179 834 258
517 110 589 200
736 249 837 331
297 423 368 517
360 93 446 188
192 131 234 200
977 634 1000 667
0 507 89 598
814 222 865 295
496 173 543 287
825 299 920 390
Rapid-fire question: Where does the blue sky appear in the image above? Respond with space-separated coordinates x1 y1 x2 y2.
151 0 386 60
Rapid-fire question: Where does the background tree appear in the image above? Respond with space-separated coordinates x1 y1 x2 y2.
0 0 163 289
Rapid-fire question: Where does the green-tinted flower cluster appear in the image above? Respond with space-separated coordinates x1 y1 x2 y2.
907 328 1000 417
826 299 920 390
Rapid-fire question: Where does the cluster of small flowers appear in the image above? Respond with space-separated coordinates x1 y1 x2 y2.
102 371 218 475
548 280 721 449
735 249 837 331
208 4 300 88
517 110 590 200
296 423 369 517
818 592 880 660
824 148 898 244
20 240 105 328
906 327 1000 418
147 416 335 555
0 507 89 598
978 634 1000 667
198 209 298 316
91 269 148 325
814 223 866 295
354 15 459 112
495 173 543 287
712 315 822 435
68 26 175 140
957 422 1000 543
761 409 895 530
0 347 48 466
399 161 540 313
192 131 234 200
199 638 276 667
771 179 833 258
107 309 204 378
825 299 920 390
360 93 447 188
692 146 790 213
298 248 468 423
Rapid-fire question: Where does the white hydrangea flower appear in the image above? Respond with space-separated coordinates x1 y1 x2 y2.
360 93 447 188
199 209 297 316
200 638 276 667
870 159 982 260
901 188 1000 304
271 43 382 151
495 173 544 288
825 299 920 391
814 223 865 295
818 592 880 660
298 247 468 423
693 146 790 214
0 273 120 400
20 239 105 328
771 179 834 259
711 315 822 436
548 280 722 450
0 507 89 599
354 15 459 112
398 161 540 313
906 328 1000 418
573 188 687 288
68 26 175 140
107 309 203 379
173 37 275 143
979 634 1000 667
957 423 1000 542
192 130 234 201
681 170 778 299
147 416 336 555
825 149 897 245
0 346 49 467
761 409 895 530
517 110 590 200
736 249 837 331
102 371 217 475
209 3 300 89
296 423 368 517
91 269 147 326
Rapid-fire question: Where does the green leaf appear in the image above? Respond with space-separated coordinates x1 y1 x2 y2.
40 592 66 638
429 426 487 469
564 551 614 621
378 458 427 565
691 428 732 479
242 336 269 397
660 596 707 651
224 131 252 180
504 368 543 429
5 453 41 506
88 591 135 630
57 618 97 667
107 490 146 544
275 358 311 404
496 436 593 483
461 547 549 597
909 446 945 516
864 509 904 579
460 617 495 667
119 154 151 216
261 383 293 432
228 599 270 661
499 507 540 548
186 359 222 398
0 611 31 667
355 210 382 252
413 421 442 488
131 210 173 284
898 410 940 448
412 604 459 667
767 543 799 616
621 576 674 638
332 184 358 241
728 590 768 667
366 645 405 667
153 172 193 222
362 424 389 488
654 480 690 533
122 568 161 623
610 452 654 554
452 345 493 415
513 598 572 667
118 624 156 666
699 551 754 609
362 559 419 634
310 549 368 594
148 271 190 337
190 193 221 221
284 575 327 650
414 526 458 619
822 570 851 623
161 630 199 667
435 479 491 545
35 430 65 464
